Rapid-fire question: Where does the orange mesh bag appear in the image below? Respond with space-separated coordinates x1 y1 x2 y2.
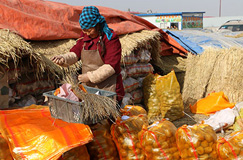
217 131 243 160
120 105 147 116
0 106 93 160
139 120 180 160
111 115 149 160
156 70 184 121
86 119 119 160
0 133 13 160
59 145 90 160
176 124 218 160
190 91 235 115
143 73 161 123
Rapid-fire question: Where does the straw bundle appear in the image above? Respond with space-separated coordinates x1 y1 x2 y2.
30 39 76 59
182 47 243 106
0 29 33 67
159 55 186 74
30 39 82 74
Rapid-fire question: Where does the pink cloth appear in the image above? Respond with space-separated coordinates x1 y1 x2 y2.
57 83 79 102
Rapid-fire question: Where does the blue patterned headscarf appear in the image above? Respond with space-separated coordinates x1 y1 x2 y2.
79 6 113 40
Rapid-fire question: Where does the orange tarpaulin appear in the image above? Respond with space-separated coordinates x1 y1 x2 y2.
190 91 235 115
0 105 93 160
0 0 187 56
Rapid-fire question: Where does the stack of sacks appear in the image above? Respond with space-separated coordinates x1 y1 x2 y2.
119 30 161 106
121 48 153 106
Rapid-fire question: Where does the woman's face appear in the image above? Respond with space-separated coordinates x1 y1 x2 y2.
82 27 99 38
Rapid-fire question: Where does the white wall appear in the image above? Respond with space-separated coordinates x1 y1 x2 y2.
140 16 181 30
141 16 160 28
203 16 243 28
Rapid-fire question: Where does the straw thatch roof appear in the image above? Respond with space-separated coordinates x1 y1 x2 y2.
182 47 243 106
0 29 33 67
31 29 161 63
0 29 62 79
30 39 76 59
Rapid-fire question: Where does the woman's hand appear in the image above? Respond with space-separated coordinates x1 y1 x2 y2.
51 55 65 66
78 74 90 83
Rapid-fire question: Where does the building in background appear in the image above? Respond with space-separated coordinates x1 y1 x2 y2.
135 12 205 30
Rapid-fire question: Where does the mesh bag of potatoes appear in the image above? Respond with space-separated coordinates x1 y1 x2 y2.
86 119 119 160
0 133 13 160
58 145 90 160
120 105 147 116
111 115 149 160
143 73 161 123
217 131 243 159
176 124 218 160
156 70 184 121
139 120 180 160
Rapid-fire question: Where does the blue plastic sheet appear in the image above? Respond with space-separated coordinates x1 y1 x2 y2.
165 30 204 55
167 29 243 53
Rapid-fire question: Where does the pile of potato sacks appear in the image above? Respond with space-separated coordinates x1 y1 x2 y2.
1 105 243 160
109 105 243 160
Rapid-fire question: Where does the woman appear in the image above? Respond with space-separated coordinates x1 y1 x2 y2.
51 6 124 105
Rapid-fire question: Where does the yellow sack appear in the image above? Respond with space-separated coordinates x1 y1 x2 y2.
143 73 161 123
156 70 184 121
190 91 235 114
0 105 93 160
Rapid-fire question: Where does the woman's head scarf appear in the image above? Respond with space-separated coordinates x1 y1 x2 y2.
79 6 113 40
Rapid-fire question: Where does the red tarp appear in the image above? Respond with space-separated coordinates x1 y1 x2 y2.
0 0 187 56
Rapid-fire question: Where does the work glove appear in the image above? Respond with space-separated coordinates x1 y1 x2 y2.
78 73 90 83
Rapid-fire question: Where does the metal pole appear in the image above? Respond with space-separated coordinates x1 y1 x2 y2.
219 0 222 17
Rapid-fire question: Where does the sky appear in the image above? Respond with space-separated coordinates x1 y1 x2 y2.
47 0 243 17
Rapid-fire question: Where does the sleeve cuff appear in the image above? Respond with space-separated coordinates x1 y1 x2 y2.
62 52 78 66
87 64 115 83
